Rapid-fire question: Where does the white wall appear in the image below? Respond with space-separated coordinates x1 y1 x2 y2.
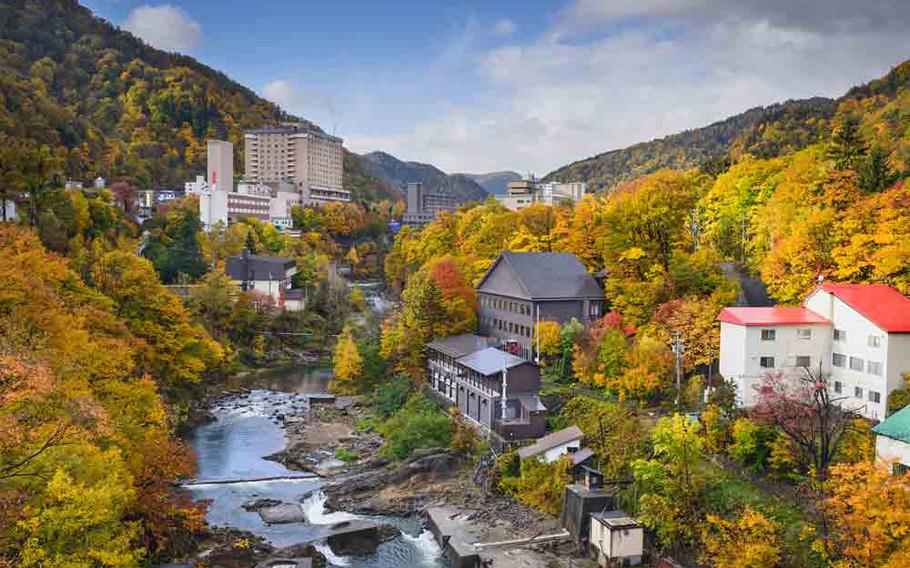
589 519 643 564
805 290 895 420
720 321 830 408
541 439 582 463
875 435 910 472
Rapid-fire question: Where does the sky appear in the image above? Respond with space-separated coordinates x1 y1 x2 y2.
83 0 910 175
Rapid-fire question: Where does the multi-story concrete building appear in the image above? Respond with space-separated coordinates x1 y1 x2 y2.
496 177 587 211
426 333 546 441
207 139 234 192
477 252 604 360
188 176 272 227
719 282 910 420
243 123 349 204
402 182 457 226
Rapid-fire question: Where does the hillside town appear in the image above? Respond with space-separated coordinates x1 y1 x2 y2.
2 2 910 568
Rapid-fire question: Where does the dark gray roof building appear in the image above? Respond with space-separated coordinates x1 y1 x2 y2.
426 333 496 359
225 253 296 281
478 252 603 300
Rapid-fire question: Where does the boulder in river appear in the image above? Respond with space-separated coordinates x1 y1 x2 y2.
258 503 307 524
242 498 283 512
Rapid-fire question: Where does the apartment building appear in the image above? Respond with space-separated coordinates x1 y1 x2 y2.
402 182 457 226
719 282 910 420
243 123 349 204
477 252 604 360
187 176 271 227
207 139 234 191
496 177 587 211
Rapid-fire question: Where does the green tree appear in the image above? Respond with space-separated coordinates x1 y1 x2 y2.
857 146 894 193
828 114 867 171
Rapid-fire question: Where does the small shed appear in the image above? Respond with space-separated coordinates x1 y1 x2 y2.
589 511 644 567
517 425 584 463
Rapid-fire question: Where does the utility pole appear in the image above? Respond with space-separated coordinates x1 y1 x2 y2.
501 355 509 421
535 304 540 365
671 331 685 408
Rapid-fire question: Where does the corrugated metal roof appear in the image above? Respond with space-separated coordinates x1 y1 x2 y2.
427 334 495 359
455 347 526 375
717 307 830 326
816 283 910 333
872 405 910 443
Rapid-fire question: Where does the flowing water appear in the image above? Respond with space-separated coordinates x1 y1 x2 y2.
183 366 442 567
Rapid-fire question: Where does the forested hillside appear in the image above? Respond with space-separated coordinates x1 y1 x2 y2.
460 170 522 194
545 97 837 192
361 150 489 203
0 0 394 202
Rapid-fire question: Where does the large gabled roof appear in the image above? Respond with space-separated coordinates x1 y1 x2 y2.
812 283 910 333
477 252 602 300
717 307 831 326
426 334 495 359
225 254 296 280
872 405 910 444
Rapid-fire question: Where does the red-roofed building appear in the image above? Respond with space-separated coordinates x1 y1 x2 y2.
719 282 910 419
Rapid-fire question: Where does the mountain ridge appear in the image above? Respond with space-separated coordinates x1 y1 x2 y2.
361 150 489 203
458 171 522 195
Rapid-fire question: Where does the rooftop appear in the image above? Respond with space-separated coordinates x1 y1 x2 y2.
455 347 527 376
478 252 602 300
225 253 296 281
816 282 910 333
517 425 584 460
717 307 831 326
872 405 910 443
427 333 496 359
592 510 641 529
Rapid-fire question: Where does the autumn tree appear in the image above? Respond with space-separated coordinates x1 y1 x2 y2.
332 327 364 395
702 508 783 568
817 461 910 567
556 396 646 478
533 320 563 361
631 414 705 550
751 368 855 478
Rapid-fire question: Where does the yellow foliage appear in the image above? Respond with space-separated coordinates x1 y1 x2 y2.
702 508 783 568
533 320 562 360
332 327 363 395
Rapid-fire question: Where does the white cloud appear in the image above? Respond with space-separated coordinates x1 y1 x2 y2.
345 1 910 175
122 5 201 53
493 18 517 36
261 79 339 133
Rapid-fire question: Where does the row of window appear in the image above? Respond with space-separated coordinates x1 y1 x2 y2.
481 296 532 316
832 352 882 376
832 381 882 404
760 328 883 347
759 355 812 368
481 315 532 338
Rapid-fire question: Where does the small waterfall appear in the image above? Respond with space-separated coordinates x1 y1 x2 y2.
314 541 350 566
301 490 358 524
401 529 442 565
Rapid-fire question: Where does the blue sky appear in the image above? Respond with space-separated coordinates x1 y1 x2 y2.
83 1 910 174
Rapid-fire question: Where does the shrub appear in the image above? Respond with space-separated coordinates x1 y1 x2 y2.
335 448 359 463
371 374 413 417
729 418 772 473
499 456 572 516
378 393 451 459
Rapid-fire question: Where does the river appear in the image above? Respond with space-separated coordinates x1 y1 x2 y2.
183 365 443 567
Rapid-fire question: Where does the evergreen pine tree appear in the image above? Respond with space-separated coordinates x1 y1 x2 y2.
857 146 894 192
828 114 867 171
244 229 258 254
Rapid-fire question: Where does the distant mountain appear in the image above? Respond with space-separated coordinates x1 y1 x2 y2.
0 0 392 202
361 151 489 203
459 171 522 195
545 97 837 192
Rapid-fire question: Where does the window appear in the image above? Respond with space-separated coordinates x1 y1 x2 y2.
895 463 910 476
849 356 864 372
833 381 842 394
761 329 776 341
832 353 846 367
868 390 881 404
854 386 863 399
797 328 812 340
795 356 811 367
760 356 775 369
868 361 883 376
868 335 882 348
834 328 846 342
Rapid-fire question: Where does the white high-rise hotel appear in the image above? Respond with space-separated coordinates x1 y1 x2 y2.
719 282 910 421
244 123 349 203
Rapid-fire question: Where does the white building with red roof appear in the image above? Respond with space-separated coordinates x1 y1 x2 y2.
719 282 910 420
